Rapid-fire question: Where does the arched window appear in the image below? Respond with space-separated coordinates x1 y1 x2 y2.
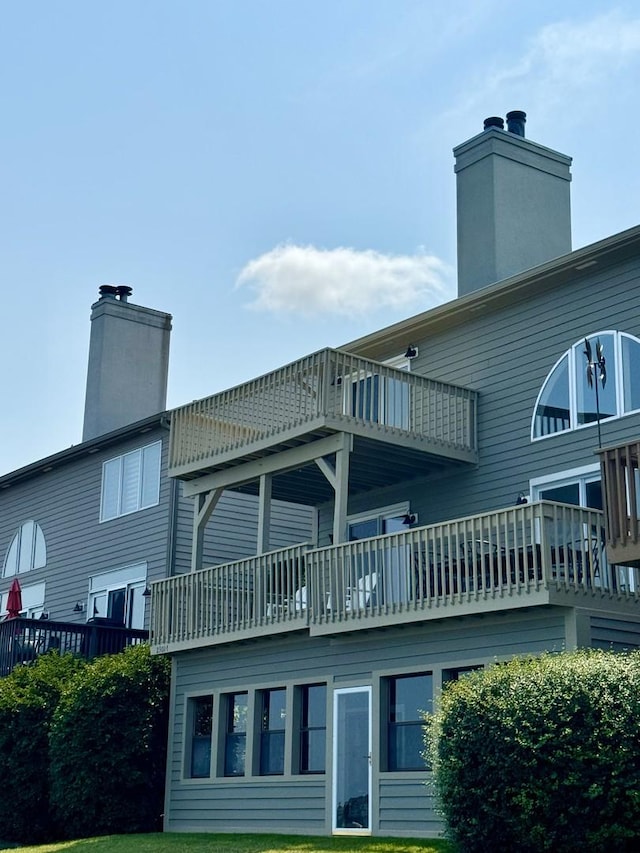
2 520 47 577
532 331 640 439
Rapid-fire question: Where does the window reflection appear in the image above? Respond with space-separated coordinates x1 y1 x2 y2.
533 332 640 439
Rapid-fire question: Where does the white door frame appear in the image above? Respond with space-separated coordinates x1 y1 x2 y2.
332 685 372 835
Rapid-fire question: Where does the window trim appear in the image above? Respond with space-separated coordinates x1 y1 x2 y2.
2 520 47 578
187 694 214 779
298 683 327 775
530 464 601 505
385 672 433 773
88 562 147 627
0 580 46 618
99 440 162 522
259 687 286 776
223 692 248 777
532 331 640 441
347 502 410 536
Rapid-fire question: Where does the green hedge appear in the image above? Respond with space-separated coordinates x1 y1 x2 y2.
0 652 86 843
49 643 170 839
427 650 640 853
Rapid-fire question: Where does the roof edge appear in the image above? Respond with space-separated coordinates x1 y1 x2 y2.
344 224 640 357
0 412 170 488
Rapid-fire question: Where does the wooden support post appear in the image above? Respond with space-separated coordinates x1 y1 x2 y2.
191 488 223 572
333 436 351 544
257 473 272 555
315 434 352 545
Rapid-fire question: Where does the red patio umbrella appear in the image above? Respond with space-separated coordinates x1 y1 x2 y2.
5 577 22 619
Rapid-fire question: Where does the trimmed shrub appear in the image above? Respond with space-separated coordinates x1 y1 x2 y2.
49 644 170 839
427 650 640 853
0 652 86 843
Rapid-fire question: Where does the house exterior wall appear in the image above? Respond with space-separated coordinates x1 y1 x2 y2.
164 608 571 837
314 257 640 538
160 242 640 838
173 487 315 575
0 425 171 623
0 425 314 624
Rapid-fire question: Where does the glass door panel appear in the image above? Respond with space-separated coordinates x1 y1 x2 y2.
333 687 371 834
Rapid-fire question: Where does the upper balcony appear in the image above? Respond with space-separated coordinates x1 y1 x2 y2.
599 439 640 567
150 501 640 655
169 349 477 499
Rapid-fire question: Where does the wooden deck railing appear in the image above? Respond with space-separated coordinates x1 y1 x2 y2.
599 440 640 567
0 617 148 677
169 348 477 474
151 544 311 648
308 501 632 627
151 502 639 652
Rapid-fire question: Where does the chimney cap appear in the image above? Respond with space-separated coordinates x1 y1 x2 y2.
483 116 504 131
506 110 527 137
116 285 133 302
98 285 118 299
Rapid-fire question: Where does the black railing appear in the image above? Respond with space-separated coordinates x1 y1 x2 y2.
0 617 149 677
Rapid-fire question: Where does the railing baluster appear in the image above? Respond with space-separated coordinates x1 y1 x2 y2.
168 348 479 474
150 502 631 650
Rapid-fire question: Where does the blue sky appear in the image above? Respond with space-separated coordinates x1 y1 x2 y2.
2 0 640 475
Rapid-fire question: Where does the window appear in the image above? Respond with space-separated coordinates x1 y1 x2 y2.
347 504 412 605
260 688 286 775
299 684 326 774
531 466 602 510
442 665 484 684
88 563 147 628
100 441 161 521
531 466 610 583
532 332 640 439
344 354 411 430
224 692 248 777
387 673 433 771
189 696 213 778
3 520 46 578
0 581 46 618
348 505 409 541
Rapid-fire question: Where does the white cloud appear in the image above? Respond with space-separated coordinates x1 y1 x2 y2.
235 244 452 317
494 10 640 101
445 9 640 129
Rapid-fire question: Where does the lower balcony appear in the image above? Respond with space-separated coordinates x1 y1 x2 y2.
0 617 148 677
150 502 640 654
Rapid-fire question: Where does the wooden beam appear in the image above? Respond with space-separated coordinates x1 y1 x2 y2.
315 455 336 489
191 488 223 572
183 433 350 496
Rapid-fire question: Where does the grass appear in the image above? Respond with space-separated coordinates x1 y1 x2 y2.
4 832 455 853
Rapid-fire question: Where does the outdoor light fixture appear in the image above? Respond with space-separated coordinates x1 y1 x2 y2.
402 513 417 526
515 493 529 505
142 586 151 598
404 345 418 359
73 601 86 613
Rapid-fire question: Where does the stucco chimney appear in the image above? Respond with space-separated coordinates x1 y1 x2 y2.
82 287 172 441
454 112 572 297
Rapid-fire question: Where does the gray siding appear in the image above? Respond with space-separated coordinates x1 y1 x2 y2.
173 486 314 574
165 608 568 836
0 426 171 624
0 431 314 623
317 258 640 535
590 615 640 651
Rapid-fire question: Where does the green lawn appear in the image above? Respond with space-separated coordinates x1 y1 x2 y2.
6 832 455 853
